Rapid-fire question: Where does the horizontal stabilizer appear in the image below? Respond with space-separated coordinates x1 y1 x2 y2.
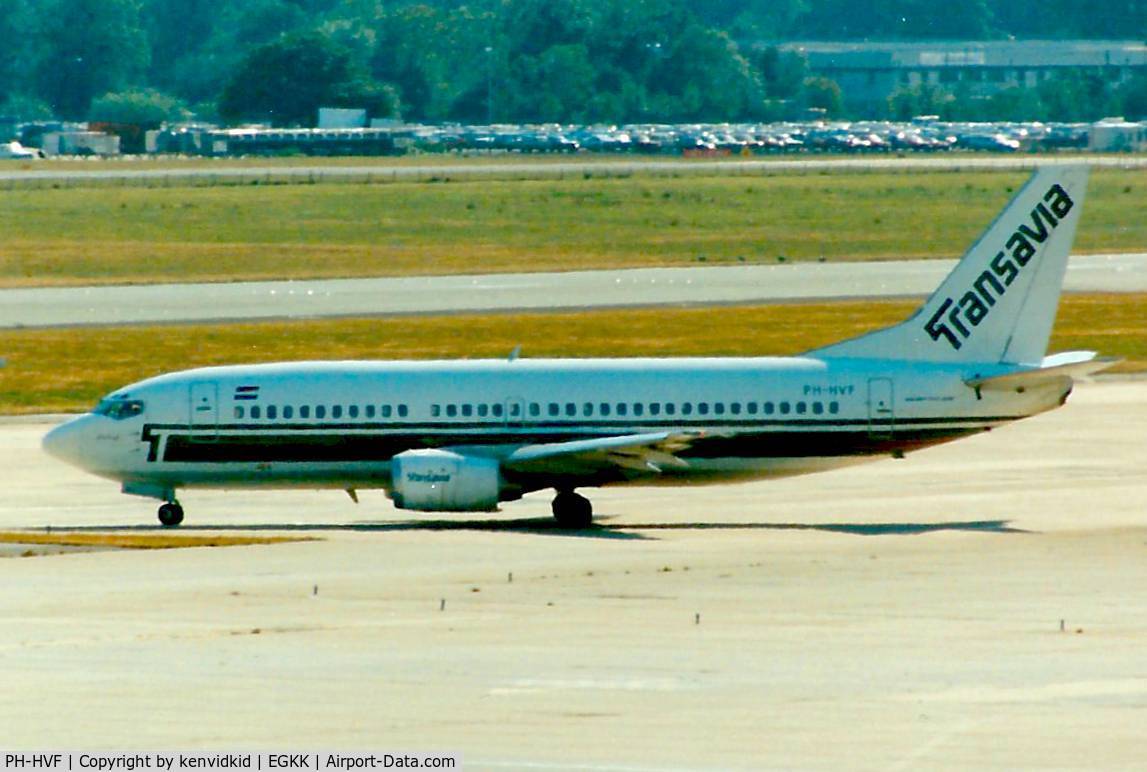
965 351 1120 392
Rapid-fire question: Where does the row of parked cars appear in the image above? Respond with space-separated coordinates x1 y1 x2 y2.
6 119 1095 158
404 121 1089 155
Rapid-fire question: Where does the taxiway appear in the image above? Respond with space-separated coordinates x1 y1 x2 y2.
1 379 1145 769
3 252 1146 328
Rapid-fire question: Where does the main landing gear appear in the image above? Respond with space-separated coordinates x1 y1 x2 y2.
157 501 184 527
551 489 593 528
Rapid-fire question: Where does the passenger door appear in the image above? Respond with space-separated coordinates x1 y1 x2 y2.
189 382 219 437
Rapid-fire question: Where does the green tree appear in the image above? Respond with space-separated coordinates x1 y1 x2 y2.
689 0 809 38
982 87 1046 122
0 0 33 107
1117 73 1147 121
163 0 309 105
756 46 806 100
89 89 189 125
218 31 397 126
36 0 150 119
506 43 597 122
887 84 955 120
647 24 762 121
142 0 229 88
801 76 843 117
370 4 487 121
1038 70 1115 122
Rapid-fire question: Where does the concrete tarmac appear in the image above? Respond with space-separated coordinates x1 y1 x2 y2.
4 252 1146 328
2 152 1145 186
2 379 1146 769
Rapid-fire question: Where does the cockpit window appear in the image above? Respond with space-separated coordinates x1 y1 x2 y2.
94 398 145 421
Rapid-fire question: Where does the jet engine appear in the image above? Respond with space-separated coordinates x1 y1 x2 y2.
389 449 501 512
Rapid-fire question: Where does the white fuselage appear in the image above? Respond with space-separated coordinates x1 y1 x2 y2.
42 355 1069 500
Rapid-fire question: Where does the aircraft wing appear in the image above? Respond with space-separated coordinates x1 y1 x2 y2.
502 431 701 476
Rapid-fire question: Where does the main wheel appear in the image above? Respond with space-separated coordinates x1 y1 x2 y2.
158 502 184 527
552 490 593 528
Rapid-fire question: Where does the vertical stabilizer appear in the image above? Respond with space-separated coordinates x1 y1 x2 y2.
811 166 1089 365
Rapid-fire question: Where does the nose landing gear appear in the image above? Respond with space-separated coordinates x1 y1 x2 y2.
551 490 593 528
158 501 184 527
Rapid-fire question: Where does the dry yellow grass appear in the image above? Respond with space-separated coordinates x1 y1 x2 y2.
0 532 310 549
0 294 1142 414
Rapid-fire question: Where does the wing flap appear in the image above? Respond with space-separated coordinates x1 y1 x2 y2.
503 431 700 476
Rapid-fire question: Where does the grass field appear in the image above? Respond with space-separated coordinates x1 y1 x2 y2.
1 167 1145 286
0 531 309 550
2 293 1142 414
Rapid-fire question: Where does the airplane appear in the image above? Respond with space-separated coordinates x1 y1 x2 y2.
42 165 1111 528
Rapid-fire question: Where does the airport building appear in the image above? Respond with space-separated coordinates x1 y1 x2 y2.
782 39 1147 112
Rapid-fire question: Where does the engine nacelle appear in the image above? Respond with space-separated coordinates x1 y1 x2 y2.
389 449 501 512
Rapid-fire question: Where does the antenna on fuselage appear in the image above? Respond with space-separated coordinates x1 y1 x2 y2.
508 345 521 362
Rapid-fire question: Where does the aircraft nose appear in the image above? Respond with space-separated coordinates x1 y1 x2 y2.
42 417 90 468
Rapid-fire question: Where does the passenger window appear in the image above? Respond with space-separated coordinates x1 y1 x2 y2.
698 403 709 415
251 406 262 419
397 405 408 417
492 403 503 418
780 402 791 415
267 405 277 420
665 403 676 415
600 402 611 416
583 402 593 417
548 403 560 417
731 402 741 415
565 403 576 417
300 405 310 419
764 402 775 415
747 402 758 414
283 406 293 419
714 403 725 415
650 403 661 416
812 402 824 415
509 402 521 417
529 403 540 417
431 404 441 418
477 404 488 417
316 405 326 419
461 404 473 417
381 405 392 418
616 403 628 416
446 404 457 417
633 403 644 416
796 402 807 415
349 405 359 419
682 403 693 415
332 405 343 419
365 405 375 418
234 406 244 419
829 401 840 414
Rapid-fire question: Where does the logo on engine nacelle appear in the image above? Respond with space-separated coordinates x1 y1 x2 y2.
407 472 451 484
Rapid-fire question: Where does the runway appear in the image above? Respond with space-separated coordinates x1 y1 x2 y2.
2 378 1145 768
3 252 1146 328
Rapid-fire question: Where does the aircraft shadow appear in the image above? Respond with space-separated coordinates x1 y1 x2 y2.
43 517 1025 540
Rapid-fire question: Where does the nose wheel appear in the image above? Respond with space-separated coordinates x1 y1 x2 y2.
158 502 184 527
552 490 593 528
